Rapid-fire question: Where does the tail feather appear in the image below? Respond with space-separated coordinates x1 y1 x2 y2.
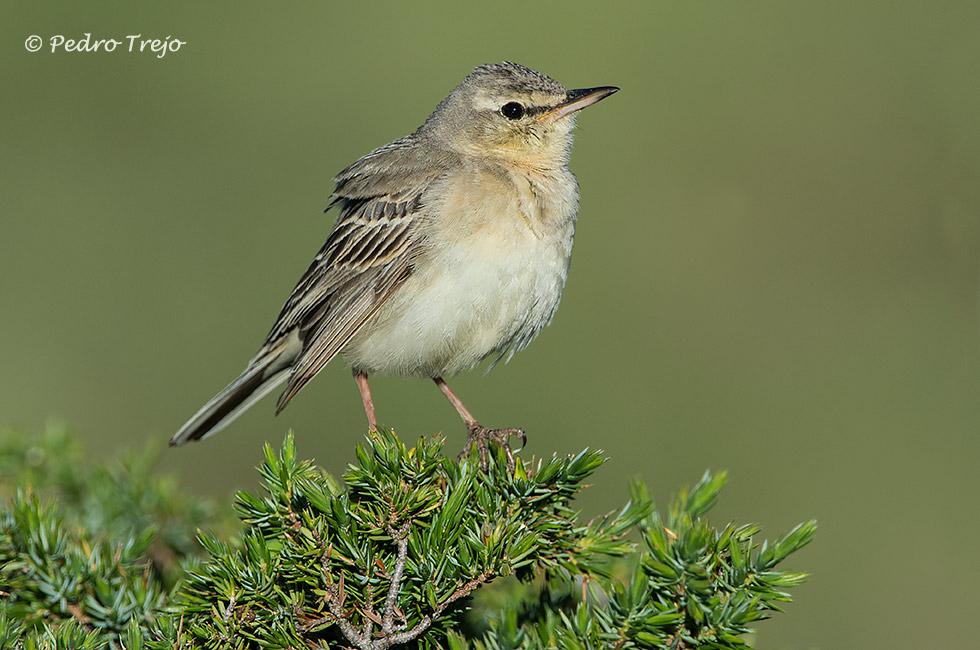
169 334 300 446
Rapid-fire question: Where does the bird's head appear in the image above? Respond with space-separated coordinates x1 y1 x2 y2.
422 62 618 169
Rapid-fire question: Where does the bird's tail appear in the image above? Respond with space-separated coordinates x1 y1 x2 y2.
169 335 299 447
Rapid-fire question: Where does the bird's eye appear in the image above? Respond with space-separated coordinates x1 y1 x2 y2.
500 102 525 120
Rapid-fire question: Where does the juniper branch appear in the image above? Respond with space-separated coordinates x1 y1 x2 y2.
0 426 814 649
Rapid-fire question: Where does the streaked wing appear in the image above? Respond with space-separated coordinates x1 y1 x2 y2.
267 188 425 412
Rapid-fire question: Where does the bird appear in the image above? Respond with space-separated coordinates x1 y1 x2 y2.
169 62 618 470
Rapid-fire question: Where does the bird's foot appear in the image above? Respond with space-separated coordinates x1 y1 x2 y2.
458 424 526 473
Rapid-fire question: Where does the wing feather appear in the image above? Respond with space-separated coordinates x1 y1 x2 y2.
264 187 428 412
174 134 464 442
275 258 412 411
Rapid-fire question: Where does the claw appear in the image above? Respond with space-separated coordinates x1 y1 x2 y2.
458 424 526 473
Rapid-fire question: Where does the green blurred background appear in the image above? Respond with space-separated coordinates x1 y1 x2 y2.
3 1 978 647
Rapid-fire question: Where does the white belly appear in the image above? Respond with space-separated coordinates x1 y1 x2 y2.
342 166 578 377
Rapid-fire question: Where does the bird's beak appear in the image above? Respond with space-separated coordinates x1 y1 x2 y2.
537 86 619 122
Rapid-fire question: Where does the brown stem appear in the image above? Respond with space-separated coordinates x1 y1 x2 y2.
313 520 492 649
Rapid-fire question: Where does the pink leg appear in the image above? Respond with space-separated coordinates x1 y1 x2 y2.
434 377 525 471
434 377 479 426
354 371 377 430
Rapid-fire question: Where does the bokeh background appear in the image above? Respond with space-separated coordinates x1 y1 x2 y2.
3 1 978 647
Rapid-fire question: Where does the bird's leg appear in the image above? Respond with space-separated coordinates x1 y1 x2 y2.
433 377 525 472
354 371 378 431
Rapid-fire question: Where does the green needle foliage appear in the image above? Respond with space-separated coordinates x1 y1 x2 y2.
0 424 229 650
0 426 815 649
179 430 643 649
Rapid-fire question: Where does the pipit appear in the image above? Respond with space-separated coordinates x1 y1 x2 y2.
170 62 618 470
